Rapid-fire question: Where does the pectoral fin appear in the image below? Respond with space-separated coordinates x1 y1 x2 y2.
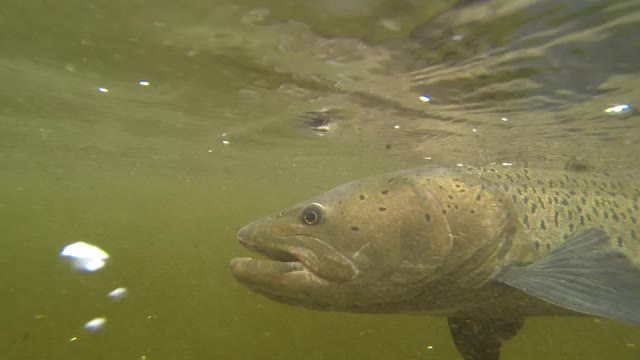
497 228 640 325
447 317 524 360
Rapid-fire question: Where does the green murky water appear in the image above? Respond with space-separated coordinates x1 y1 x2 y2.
1 0 639 359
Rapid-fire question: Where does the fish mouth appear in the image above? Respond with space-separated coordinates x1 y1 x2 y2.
230 228 311 280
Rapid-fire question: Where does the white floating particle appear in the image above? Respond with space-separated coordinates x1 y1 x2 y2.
208 149 213 153
419 95 430 102
394 125 400 129
107 287 128 300
426 345 434 350
222 133 227 137
222 140 230 145
138 80 150 86
97 87 109 93
456 163 464 167
472 128 478 133
502 162 513 166
451 34 463 41
69 337 78 342
501 117 509 122
604 104 631 113
83 317 107 332
60 241 110 272
424 156 432 160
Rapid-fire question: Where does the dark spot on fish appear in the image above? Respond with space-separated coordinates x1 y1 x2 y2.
631 216 637 224
531 203 537 214
476 194 482 201
442 209 447 215
579 215 585 226
359 195 365 200
424 213 431 221
560 198 568 206
381 190 389 195
569 223 574 233
546 243 551 251
351 226 360 232
454 205 459 209
459 189 466 193
512 194 517 204
540 220 546 230
616 237 623 247
534 241 540 251
503 183 509 191
447 204 452 208
470 209 476 214
569 189 576 196
523 214 529 229
631 230 637 241
455 184 461 188
385 144 392 149
378 207 387 212
338 201 342 205
523 196 529 205
554 211 559 227
563 233 569 240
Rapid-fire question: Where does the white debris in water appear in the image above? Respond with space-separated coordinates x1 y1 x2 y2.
222 140 230 145
604 104 631 113
69 337 78 342
502 162 513 166
419 95 430 102
424 156 432 160
426 345 434 350
138 80 150 86
60 241 110 272
380 18 400 32
83 317 107 332
456 163 464 167
501 117 509 121
97 87 109 93
451 34 463 41
394 125 400 129
472 128 478 133
107 287 128 300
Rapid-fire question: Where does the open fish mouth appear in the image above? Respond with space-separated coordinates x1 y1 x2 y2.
230 232 309 279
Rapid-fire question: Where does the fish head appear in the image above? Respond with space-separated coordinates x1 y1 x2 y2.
230 170 458 311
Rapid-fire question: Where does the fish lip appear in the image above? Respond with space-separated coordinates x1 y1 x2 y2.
236 230 301 263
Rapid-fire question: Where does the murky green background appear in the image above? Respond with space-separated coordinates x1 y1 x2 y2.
1 0 639 359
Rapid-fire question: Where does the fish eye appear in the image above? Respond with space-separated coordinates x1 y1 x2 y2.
300 203 325 225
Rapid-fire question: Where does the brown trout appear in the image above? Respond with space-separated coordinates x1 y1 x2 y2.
230 165 640 360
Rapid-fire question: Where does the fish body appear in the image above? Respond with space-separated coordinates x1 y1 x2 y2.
230 165 640 359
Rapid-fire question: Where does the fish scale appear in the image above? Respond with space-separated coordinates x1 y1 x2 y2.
465 166 640 264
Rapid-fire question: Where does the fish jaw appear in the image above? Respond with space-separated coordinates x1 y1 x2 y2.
230 216 361 306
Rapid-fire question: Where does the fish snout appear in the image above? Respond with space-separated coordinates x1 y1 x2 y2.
236 224 251 246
